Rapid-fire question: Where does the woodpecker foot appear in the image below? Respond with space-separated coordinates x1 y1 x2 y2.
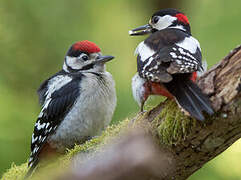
140 101 146 113
139 110 147 115
128 110 147 126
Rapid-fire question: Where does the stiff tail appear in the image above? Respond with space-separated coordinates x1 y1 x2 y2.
24 158 39 179
164 75 214 121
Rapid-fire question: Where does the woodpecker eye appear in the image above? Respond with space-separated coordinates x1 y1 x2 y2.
82 55 89 61
152 16 160 24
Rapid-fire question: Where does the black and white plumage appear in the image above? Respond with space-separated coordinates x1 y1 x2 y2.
136 29 202 83
26 40 116 177
130 8 213 121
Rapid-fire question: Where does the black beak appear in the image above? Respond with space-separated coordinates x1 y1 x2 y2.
129 24 153 36
95 55 115 64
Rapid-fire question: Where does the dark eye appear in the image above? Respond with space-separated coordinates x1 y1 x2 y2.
152 16 159 24
82 55 89 61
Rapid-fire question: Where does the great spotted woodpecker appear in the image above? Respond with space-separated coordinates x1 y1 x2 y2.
26 40 117 177
129 8 213 121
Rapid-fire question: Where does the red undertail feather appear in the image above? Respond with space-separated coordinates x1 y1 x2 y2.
143 81 173 100
190 72 197 82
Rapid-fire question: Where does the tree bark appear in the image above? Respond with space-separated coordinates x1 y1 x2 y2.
145 45 241 179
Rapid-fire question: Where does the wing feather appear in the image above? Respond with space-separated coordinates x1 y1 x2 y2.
137 29 202 83
28 74 82 169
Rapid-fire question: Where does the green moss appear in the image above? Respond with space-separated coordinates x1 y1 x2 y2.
1 118 131 180
1 103 196 179
152 100 196 145
1 163 28 180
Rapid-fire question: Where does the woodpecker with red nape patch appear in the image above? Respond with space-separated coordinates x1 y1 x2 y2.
129 8 213 121
26 40 116 177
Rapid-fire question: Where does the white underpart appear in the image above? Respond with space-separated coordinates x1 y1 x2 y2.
132 73 146 107
135 41 155 62
176 36 201 54
48 72 117 152
152 15 177 31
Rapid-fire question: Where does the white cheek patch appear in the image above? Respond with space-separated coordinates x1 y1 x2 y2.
176 36 201 54
135 41 155 62
153 15 177 30
65 56 83 70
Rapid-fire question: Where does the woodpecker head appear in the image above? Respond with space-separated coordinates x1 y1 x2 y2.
63 40 114 73
129 8 191 36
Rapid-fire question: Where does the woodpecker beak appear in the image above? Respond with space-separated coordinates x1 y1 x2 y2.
95 55 115 64
129 24 153 36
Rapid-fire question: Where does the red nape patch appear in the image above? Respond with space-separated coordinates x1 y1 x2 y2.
72 40 101 53
190 72 197 82
175 13 189 25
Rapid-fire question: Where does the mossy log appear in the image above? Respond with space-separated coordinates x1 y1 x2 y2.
2 45 241 180
147 44 241 179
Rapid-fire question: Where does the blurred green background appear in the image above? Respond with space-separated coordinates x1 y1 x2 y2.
0 0 241 179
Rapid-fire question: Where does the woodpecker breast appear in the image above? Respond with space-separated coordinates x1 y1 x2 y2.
48 72 116 152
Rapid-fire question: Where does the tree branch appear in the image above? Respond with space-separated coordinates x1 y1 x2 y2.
145 45 241 179
63 45 241 180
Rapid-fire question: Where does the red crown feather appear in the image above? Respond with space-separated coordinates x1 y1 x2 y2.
73 40 101 53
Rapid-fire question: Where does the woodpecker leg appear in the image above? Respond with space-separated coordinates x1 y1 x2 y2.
140 101 145 112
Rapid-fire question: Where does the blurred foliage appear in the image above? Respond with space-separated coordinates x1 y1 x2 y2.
0 0 240 179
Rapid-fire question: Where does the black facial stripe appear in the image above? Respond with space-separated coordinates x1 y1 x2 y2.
80 63 94 71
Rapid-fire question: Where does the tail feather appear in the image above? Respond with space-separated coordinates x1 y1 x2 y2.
178 83 205 120
186 82 214 115
24 158 39 179
164 75 214 121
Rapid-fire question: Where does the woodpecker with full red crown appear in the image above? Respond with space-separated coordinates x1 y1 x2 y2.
26 40 116 177
129 8 213 121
